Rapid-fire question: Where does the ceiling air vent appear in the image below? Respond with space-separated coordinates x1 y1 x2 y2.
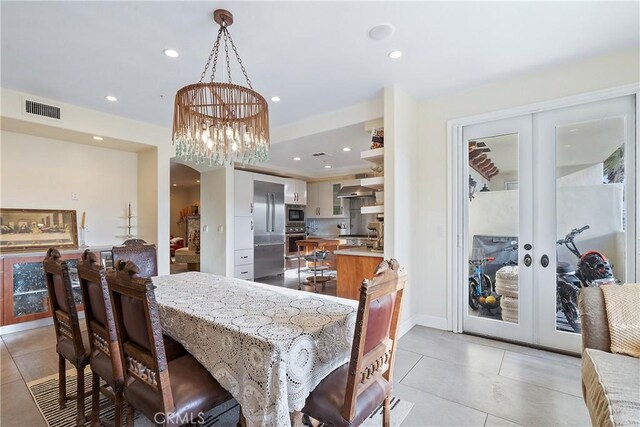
25 99 61 120
311 152 327 157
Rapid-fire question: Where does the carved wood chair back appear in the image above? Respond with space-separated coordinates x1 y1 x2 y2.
43 248 87 365
111 239 157 277
342 258 406 422
76 249 124 383
106 259 175 415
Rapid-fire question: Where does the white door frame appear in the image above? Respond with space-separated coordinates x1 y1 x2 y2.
447 83 640 334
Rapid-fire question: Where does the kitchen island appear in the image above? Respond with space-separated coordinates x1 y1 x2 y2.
334 248 384 300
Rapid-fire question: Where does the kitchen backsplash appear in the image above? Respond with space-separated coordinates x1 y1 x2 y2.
306 218 349 236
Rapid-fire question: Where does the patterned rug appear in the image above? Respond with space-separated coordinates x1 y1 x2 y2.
27 368 413 426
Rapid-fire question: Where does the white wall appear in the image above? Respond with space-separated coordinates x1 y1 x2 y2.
200 167 233 275
0 130 137 247
384 85 421 329
417 48 639 322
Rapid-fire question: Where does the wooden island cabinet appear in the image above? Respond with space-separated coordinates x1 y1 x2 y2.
334 249 384 300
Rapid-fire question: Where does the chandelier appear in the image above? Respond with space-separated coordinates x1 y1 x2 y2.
173 9 269 166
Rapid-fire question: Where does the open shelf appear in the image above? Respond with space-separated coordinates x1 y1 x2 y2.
361 205 384 214
360 176 384 191
360 147 384 164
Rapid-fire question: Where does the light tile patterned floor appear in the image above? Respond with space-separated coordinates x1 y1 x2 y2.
0 322 590 426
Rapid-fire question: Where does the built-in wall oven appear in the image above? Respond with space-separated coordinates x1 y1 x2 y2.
286 205 305 226
285 225 306 256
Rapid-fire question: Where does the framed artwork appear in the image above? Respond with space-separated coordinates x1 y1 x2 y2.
0 208 78 253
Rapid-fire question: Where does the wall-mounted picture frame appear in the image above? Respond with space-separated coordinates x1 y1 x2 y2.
0 208 78 253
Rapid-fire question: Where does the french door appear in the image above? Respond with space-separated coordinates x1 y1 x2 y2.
461 95 637 353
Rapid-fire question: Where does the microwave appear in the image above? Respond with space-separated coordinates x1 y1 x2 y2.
286 205 305 226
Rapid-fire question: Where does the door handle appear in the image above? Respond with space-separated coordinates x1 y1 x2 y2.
541 254 549 268
523 254 532 267
251 220 253 231
250 202 254 214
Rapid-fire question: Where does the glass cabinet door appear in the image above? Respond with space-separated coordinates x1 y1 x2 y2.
332 183 343 215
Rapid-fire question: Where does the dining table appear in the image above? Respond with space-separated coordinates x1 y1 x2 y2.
152 272 358 427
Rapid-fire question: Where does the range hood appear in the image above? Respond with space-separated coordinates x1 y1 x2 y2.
337 185 376 198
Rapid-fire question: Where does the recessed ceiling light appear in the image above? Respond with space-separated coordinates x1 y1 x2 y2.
324 165 332 169
369 23 395 40
196 179 200 183
388 50 402 59
342 147 351 152
172 184 177 187
163 49 179 58
105 95 118 102
563 144 571 148
92 136 103 141
271 96 281 102
293 157 301 161
569 128 578 132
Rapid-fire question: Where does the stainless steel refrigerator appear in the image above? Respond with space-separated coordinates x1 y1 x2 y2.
253 180 285 278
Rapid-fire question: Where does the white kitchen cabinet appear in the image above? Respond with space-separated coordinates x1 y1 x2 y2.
234 216 254 250
234 264 254 281
306 181 347 218
234 170 254 217
284 179 307 205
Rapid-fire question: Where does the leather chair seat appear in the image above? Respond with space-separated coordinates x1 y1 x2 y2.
303 363 391 427
125 354 229 424
57 336 90 367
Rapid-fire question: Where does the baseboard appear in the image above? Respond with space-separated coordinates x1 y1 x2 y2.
415 314 449 330
0 311 84 336
398 316 417 337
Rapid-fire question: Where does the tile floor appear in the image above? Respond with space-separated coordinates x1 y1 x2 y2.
0 321 590 426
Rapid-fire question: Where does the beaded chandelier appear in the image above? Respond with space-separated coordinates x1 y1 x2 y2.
173 9 269 166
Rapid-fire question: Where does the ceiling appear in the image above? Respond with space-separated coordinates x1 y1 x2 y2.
258 122 374 178
1 1 638 131
170 161 200 187
473 116 625 173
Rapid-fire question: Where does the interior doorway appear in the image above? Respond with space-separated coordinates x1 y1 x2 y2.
169 161 201 273
457 94 637 353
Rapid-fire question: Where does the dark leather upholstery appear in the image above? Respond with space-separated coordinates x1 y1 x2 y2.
125 354 229 424
303 363 390 427
52 274 70 312
363 294 395 354
57 337 90 367
91 350 116 387
121 295 152 350
85 279 108 327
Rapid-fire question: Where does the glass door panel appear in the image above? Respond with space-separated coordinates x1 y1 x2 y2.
536 95 636 352
462 115 533 344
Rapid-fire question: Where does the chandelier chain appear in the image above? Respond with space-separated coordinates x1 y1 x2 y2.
223 28 232 84
228 32 253 89
200 26 224 83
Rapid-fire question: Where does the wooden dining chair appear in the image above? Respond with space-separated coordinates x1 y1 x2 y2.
111 239 157 277
76 250 125 426
106 260 232 426
77 251 189 426
42 248 90 426
302 259 406 427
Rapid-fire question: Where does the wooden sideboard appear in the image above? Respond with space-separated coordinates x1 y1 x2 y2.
0 247 109 326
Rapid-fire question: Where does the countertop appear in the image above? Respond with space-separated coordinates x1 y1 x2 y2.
334 248 384 257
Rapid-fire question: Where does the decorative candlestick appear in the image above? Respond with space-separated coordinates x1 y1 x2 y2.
79 211 87 248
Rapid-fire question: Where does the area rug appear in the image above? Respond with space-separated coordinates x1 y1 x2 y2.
27 368 413 426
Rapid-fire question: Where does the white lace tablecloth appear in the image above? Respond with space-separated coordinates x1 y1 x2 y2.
152 272 357 427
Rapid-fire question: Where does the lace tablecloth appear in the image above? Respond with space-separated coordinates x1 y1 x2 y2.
152 272 357 427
